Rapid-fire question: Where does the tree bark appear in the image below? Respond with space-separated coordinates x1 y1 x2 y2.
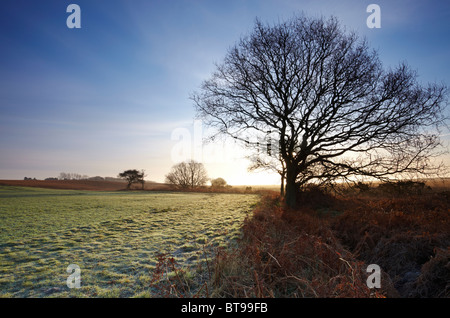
284 166 298 208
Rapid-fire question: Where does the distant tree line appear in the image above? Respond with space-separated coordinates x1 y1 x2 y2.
39 164 230 192
58 172 89 180
37 173 125 182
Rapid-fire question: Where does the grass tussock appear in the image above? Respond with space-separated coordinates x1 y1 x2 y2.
211 189 449 298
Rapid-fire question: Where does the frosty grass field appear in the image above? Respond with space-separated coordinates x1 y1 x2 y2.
0 186 259 297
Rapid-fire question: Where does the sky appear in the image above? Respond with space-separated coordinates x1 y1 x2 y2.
1 0 449 185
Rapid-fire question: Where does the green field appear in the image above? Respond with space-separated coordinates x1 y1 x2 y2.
0 186 259 297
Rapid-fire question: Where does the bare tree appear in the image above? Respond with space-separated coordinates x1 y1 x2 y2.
192 15 448 208
165 160 209 189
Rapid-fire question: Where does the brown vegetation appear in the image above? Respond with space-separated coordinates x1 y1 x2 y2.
210 186 449 298
0 179 278 195
333 191 450 297
0 179 171 191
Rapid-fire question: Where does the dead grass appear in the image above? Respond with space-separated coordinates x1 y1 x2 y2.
332 192 450 297
211 188 449 298
210 193 390 297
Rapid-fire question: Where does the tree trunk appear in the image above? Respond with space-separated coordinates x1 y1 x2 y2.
284 167 298 208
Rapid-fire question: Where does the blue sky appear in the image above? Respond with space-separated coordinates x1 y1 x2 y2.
1 0 449 185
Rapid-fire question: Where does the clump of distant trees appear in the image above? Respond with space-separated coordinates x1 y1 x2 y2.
211 177 227 188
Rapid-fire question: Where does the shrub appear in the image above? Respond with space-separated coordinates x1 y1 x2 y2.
211 178 227 188
377 181 427 195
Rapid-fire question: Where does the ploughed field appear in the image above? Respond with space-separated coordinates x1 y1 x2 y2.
0 186 259 297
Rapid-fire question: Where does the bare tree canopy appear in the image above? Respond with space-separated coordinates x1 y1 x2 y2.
192 15 448 208
165 160 209 189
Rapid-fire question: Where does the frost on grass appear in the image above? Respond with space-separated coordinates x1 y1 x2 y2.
0 188 259 297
